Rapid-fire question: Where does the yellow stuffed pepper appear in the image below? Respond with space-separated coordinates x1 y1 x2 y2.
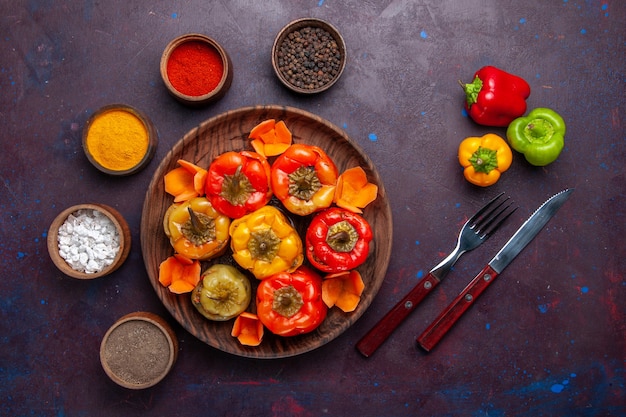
229 205 303 279
163 197 231 260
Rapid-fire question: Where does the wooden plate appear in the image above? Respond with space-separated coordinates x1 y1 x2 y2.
141 105 392 358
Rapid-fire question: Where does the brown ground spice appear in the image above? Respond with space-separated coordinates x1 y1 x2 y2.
102 320 171 386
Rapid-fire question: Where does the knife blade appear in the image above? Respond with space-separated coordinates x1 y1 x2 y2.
416 188 574 352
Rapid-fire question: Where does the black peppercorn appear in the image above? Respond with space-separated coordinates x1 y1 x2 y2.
277 26 343 91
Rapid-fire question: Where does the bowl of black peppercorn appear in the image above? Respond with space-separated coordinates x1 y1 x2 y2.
272 18 346 94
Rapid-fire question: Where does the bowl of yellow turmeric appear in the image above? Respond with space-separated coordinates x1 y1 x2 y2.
82 104 158 176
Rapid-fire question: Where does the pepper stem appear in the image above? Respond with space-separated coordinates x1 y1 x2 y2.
272 285 304 318
288 166 322 200
524 118 555 143
188 207 203 234
326 220 359 253
248 229 281 262
221 165 254 206
460 76 483 106
181 206 216 245
469 146 499 174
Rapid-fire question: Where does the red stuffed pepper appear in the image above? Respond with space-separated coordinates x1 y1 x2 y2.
256 266 327 336
270 143 338 216
305 207 373 273
205 151 272 219
461 66 531 127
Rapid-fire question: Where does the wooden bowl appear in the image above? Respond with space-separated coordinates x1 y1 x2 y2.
160 33 233 106
100 312 178 389
47 203 131 279
82 104 158 176
141 105 393 358
272 18 346 94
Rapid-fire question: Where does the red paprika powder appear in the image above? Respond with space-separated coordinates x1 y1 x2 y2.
166 41 224 97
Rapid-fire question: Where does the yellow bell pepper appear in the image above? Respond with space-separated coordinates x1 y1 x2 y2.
458 133 513 187
229 205 304 279
163 197 231 260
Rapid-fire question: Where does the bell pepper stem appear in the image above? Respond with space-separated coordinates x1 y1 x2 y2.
469 146 498 174
460 76 483 106
188 207 202 233
524 118 554 143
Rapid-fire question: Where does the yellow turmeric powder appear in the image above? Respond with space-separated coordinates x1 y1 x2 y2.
85 109 149 171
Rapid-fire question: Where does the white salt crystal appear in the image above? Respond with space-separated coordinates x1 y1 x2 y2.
57 208 121 273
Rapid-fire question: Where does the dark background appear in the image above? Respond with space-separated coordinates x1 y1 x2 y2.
1 1 624 416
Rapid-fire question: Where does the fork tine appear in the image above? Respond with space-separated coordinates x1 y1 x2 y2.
468 193 518 238
466 192 505 226
478 203 518 238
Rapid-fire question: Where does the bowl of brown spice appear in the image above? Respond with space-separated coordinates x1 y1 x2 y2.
100 312 178 389
47 203 131 279
272 18 346 94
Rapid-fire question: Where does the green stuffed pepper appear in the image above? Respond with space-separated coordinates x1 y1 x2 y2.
506 107 566 166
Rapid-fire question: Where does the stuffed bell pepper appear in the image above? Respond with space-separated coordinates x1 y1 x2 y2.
205 151 273 219
271 143 339 216
163 197 231 260
256 266 327 336
305 207 373 273
229 205 304 279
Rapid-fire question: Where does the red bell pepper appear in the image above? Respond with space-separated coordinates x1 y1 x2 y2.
305 207 373 273
461 66 531 127
270 143 339 216
255 266 327 337
205 151 273 219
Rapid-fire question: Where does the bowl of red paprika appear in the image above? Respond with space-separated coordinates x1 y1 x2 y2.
160 33 233 106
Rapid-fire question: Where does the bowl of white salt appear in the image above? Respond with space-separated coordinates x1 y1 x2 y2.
47 203 131 279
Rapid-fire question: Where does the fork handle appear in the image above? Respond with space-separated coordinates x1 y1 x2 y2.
417 265 499 352
356 272 440 357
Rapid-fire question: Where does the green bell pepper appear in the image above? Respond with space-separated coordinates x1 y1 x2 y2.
506 107 566 166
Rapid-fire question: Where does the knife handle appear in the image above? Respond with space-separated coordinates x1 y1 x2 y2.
356 272 440 357
417 265 499 352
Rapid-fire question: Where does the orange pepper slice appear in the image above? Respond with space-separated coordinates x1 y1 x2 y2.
322 270 365 312
231 312 264 346
164 159 208 202
158 255 201 294
177 159 208 195
248 119 275 138
164 167 196 202
249 119 292 157
333 166 378 214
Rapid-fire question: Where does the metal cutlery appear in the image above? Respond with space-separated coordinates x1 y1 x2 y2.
356 193 517 357
417 189 574 352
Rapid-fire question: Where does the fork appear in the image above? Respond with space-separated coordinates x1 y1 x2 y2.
356 193 516 357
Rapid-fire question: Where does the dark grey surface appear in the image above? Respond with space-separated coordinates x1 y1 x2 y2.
1 1 624 415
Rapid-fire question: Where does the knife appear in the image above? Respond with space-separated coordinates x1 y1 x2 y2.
416 188 574 352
